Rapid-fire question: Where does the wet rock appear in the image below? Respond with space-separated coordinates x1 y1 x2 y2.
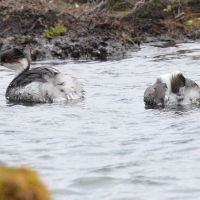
51 46 64 59
0 0 142 61
0 0 199 61
16 36 34 44
31 49 46 61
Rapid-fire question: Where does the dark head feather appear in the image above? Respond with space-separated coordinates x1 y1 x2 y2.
171 72 186 94
1 48 26 64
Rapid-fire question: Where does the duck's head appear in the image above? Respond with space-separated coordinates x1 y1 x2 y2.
170 71 186 94
157 71 186 94
0 48 30 77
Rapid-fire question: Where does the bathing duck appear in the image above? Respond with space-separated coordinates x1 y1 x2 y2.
0 48 84 103
144 71 200 106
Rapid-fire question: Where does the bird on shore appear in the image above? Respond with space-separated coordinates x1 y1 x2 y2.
0 48 84 103
144 71 200 106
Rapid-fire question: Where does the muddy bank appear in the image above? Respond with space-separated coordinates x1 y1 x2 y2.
0 0 199 61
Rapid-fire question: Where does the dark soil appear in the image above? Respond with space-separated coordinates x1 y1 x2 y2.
0 0 199 61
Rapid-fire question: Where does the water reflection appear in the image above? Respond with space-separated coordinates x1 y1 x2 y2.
6 98 84 107
145 103 200 112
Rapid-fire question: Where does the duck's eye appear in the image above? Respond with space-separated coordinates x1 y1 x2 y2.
4 58 8 62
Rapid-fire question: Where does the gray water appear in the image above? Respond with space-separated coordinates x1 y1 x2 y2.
1 42 200 200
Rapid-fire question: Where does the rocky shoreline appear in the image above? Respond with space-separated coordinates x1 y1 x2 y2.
0 0 200 61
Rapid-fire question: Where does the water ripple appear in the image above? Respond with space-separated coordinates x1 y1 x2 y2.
1 42 200 200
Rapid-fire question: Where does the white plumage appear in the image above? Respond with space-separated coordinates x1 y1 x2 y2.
7 74 83 102
0 48 84 103
144 71 200 106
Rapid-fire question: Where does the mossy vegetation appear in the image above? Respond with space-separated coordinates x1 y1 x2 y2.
0 166 51 200
186 17 200 26
43 22 67 38
163 5 172 12
107 0 133 11
132 16 140 22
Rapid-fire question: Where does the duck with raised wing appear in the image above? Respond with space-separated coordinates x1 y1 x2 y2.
0 48 84 103
144 71 200 106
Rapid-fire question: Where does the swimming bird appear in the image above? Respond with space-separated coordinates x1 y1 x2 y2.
144 71 200 106
0 48 84 103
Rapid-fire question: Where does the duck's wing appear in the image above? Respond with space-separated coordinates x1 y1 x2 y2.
154 83 167 99
10 66 59 88
185 78 199 88
159 71 199 93
144 83 167 105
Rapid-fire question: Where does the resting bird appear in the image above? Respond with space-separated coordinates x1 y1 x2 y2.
144 71 200 106
0 48 84 103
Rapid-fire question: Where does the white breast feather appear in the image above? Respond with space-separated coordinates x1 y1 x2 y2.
156 71 200 105
158 71 181 92
8 74 83 102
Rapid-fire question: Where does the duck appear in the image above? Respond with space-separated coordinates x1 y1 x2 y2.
144 71 200 106
0 48 84 103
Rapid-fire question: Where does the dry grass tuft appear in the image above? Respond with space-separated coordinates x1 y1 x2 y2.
0 166 51 200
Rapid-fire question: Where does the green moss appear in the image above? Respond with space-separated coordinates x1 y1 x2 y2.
186 19 194 26
163 5 172 12
132 16 140 22
107 0 133 11
185 18 200 27
125 7 132 12
43 24 67 38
